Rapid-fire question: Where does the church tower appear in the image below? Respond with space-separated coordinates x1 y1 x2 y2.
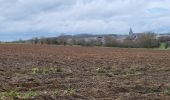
129 27 133 36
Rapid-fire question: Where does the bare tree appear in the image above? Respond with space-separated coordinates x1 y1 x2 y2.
136 32 159 48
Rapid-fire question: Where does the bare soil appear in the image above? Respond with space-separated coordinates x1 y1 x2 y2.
0 44 170 100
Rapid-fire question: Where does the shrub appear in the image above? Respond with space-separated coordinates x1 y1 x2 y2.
32 67 63 74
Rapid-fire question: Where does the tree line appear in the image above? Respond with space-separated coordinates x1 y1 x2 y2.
25 32 170 48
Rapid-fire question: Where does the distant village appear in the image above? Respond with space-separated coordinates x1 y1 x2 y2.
57 28 170 43
11 28 170 48
60 28 170 45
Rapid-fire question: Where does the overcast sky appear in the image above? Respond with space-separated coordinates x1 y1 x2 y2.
0 0 170 41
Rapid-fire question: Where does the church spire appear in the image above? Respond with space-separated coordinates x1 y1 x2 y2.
129 27 133 35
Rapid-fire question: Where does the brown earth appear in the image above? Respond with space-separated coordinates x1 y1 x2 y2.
0 44 170 100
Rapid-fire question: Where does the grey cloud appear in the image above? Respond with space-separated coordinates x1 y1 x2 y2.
0 0 170 40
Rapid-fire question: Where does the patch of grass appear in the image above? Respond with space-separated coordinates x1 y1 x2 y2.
146 87 161 93
0 91 39 99
54 68 63 72
112 69 122 75
164 87 170 94
112 65 143 76
54 90 60 96
32 68 40 74
0 91 20 99
31 67 63 74
159 42 168 49
22 91 39 99
63 88 76 97
105 72 114 77
96 65 144 77
125 65 142 75
96 68 107 73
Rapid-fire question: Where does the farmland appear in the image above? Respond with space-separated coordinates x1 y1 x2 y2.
0 44 170 100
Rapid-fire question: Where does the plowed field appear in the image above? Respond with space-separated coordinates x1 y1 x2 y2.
0 44 170 100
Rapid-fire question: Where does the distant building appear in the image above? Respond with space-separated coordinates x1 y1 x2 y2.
129 28 144 40
129 27 133 36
